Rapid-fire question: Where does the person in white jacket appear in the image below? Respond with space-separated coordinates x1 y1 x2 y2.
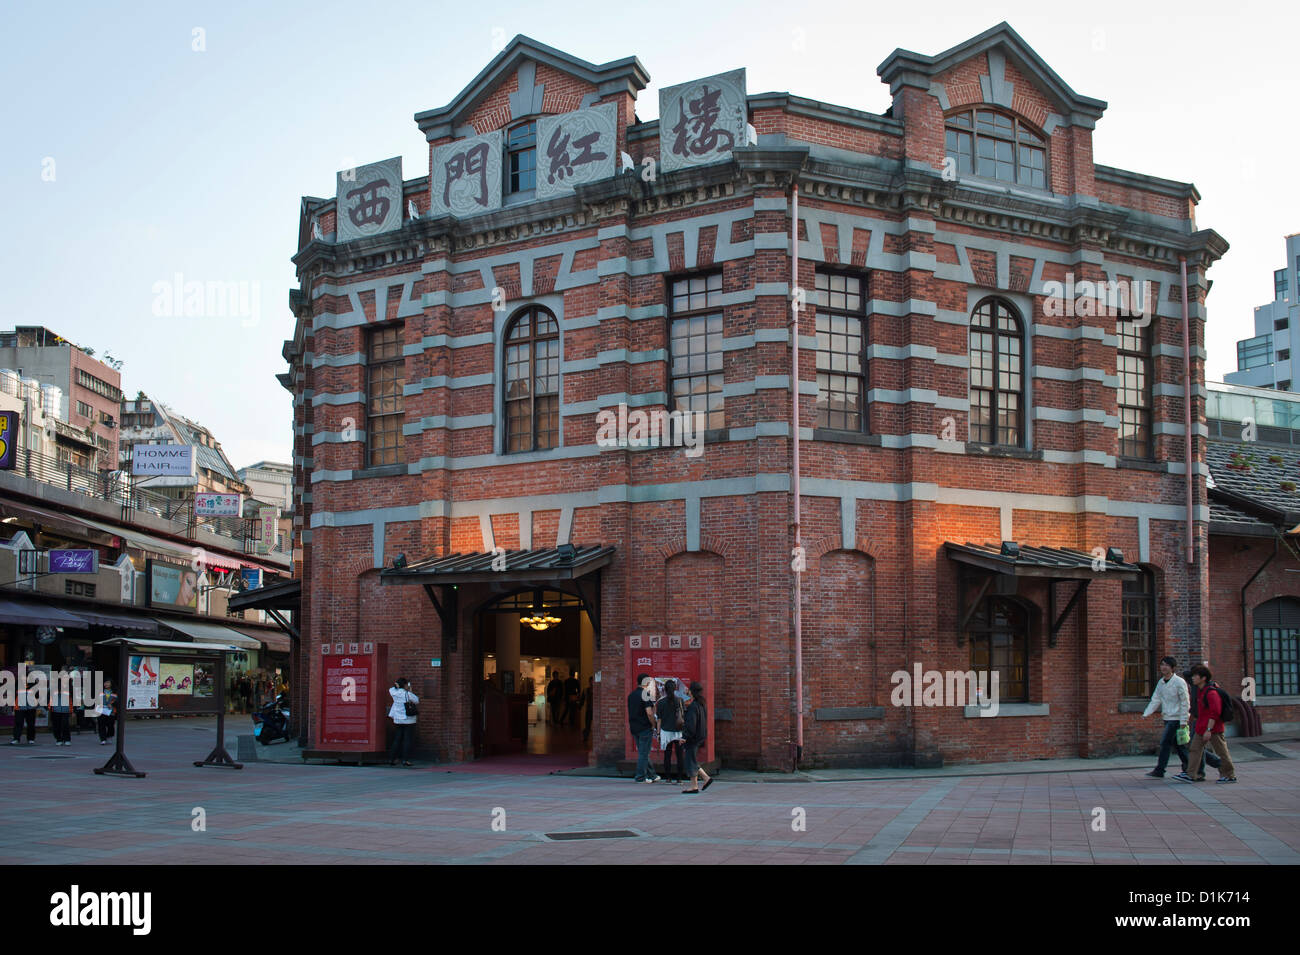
1142 657 1190 777
387 677 418 767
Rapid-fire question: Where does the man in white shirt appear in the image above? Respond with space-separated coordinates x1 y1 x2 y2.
1142 656 1190 778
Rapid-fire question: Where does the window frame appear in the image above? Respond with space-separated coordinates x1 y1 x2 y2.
967 595 1029 704
365 324 405 469
1121 569 1157 698
968 296 1026 448
502 305 561 454
505 120 538 197
1117 314 1154 459
814 268 868 434
944 108 1049 190
1253 597 1300 697
666 270 726 436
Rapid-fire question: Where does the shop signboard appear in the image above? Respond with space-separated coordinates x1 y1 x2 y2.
146 559 199 613
131 443 194 477
240 567 263 591
0 410 17 470
195 492 242 518
256 506 279 555
50 549 99 574
623 634 714 766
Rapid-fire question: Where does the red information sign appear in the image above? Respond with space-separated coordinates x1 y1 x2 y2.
318 645 388 750
624 635 713 766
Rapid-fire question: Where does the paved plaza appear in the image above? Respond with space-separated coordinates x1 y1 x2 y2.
2 718 1298 865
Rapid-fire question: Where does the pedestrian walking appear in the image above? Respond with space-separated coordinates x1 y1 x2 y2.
7 663 38 746
387 677 418 767
563 669 581 728
96 680 118 745
680 681 712 794
1142 656 1190 778
1178 667 1221 778
49 665 73 746
582 675 594 744
627 673 660 783
1176 665 1237 783
546 671 564 726
656 679 687 782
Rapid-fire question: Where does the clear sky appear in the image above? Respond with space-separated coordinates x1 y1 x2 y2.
2 0 1295 467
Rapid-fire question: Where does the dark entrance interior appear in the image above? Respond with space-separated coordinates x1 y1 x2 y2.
473 588 595 759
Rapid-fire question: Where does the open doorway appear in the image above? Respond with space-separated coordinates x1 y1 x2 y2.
473 588 595 760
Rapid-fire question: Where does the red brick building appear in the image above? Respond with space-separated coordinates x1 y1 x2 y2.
283 23 1238 769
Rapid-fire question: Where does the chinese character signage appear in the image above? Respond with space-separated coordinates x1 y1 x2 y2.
658 69 747 173
536 102 618 200
195 492 242 518
50 549 99 574
429 130 503 218
0 410 16 470
257 506 279 555
336 157 404 242
131 443 194 477
127 655 160 711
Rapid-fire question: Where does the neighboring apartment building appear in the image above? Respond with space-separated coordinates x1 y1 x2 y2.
0 326 121 470
1224 233 1300 392
237 461 292 510
119 394 249 501
283 24 1228 768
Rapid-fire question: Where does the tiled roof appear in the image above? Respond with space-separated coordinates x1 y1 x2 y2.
1205 442 1300 527
381 546 615 583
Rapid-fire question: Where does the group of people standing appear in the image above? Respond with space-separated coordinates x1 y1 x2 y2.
1142 657 1237 783
627 674 711 793
7 665 119 747
545 669 591 731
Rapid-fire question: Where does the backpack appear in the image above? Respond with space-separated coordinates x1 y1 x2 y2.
1206 683 1234 724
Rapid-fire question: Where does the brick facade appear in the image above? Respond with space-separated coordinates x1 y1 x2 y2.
283 25 1232 769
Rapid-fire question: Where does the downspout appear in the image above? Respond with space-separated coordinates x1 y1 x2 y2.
791 180 803 770
1240 537 1276 685
1180 255 1194 565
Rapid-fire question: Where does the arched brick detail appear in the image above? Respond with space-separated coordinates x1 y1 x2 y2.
808 534 882 563
658 534 735 562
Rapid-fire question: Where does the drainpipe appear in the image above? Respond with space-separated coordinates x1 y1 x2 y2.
791 181 803 770
1180 255 1194 566
1240 538 1276 685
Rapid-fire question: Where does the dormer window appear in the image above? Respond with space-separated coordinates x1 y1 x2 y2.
945 109 1046 189
506 121 537 194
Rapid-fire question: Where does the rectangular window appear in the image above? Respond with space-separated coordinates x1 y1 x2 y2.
76 369 122 402
1254 627 1300 696
506 122 537 194
366 325 405 467
1276 268 1289 299
1238 335 1272 371
967 597 1028 704
668 272 725 433
1280 349 1292 362
814 271 866 432
1276 318 1290 332
76 400 94 419
1122 573 1155 697
1117 317 1152 459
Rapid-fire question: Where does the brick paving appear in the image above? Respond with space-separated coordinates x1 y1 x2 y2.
2 719 1297 865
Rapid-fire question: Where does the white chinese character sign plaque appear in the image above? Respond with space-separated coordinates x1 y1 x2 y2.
336 157 403 242
429 130 503 218
658 69 747 173
536 102 618 200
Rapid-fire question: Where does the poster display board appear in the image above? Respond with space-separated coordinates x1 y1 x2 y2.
126 656 160 710
160 663 193 695
317 644 388 751
623 635 714 766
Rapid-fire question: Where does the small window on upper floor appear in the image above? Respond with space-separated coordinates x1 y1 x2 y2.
506 121 537 195
945 109 1047 190
1276 317 1290 331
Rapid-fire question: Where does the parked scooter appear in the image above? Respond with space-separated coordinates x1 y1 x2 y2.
252 692 291 745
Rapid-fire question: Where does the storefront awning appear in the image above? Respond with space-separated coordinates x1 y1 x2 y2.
227 577 299 612
944 541 1140 580
229 626 293 654
66 607 158 631
379 545 615 585
0 598 89 629
95 636 239 654
153 617 262 650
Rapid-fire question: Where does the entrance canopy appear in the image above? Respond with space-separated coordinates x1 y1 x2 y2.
0 598 88 629
379 545 614 651
379 545 614 585
945 541 1139 648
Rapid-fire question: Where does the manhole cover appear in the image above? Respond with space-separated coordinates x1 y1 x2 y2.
542 829 640 841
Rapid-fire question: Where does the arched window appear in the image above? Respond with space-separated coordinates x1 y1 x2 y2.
1253 597 1300 696
945 109 1047 188
1122 569 1156 697
969 297 1024 447
503 306 559 453
968 595 1028 703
